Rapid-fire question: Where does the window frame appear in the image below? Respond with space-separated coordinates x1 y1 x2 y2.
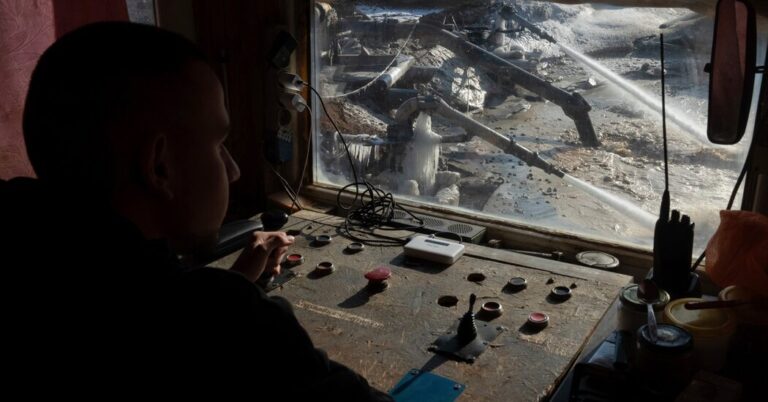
303 1 766 276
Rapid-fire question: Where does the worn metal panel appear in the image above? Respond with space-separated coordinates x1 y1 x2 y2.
234 212 631 401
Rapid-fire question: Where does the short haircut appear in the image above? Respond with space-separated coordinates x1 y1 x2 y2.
23 21 207 195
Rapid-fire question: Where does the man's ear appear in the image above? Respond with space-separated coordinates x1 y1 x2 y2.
140 133 174 200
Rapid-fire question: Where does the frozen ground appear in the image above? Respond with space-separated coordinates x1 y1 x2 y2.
315 1 762 253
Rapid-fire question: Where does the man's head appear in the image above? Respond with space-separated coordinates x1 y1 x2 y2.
23 22 240 252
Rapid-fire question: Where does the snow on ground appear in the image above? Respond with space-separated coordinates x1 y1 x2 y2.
315 1 757 253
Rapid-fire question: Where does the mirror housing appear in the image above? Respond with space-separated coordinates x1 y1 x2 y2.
707 0 757 145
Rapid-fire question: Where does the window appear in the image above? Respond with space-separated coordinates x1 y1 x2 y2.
311 1 765 253
126 0 156 25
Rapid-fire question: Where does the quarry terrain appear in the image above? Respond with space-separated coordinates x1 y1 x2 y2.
314 0 760 252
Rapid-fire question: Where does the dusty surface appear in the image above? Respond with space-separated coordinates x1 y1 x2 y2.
258 212 631 401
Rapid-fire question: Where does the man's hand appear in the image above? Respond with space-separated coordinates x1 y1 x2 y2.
230 232 295 282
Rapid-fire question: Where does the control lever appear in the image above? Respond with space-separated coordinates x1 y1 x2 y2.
430 293 504 363
457 294 478 344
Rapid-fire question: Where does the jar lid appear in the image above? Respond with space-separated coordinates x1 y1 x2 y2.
620 284 670 312
638 324 693 354
665 298 735 335
576 251 619 270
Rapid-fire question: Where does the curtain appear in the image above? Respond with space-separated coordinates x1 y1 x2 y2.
0 0 128 180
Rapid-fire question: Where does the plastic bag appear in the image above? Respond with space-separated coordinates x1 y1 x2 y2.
705 210 768 297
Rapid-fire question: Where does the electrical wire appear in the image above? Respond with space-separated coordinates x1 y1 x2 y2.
430 231 464 244
271 165 297 200
303 29 477 247
306 85 361 205
690 148 753 271
290 107 314 212
306 83 438 246
270 164 303 210
660 33 669 193
265 93 312 213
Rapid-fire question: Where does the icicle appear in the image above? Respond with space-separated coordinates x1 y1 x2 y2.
349 142 371 173
402 112 442 195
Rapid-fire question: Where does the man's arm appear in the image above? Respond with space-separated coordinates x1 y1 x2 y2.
181 267 393 402
258 290 394 402
229 231 293 282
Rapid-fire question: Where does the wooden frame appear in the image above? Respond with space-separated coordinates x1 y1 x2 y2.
177 1 763 280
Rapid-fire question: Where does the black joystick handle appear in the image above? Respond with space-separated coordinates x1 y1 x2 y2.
457 294 478 343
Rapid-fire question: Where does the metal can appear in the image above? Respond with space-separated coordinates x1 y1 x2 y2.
617 284 670 333
636 324 694 395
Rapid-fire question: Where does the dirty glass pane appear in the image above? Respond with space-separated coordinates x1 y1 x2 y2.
311 1 764 253
126 0 156 25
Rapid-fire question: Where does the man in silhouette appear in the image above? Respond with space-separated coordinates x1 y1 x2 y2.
0 22 391 401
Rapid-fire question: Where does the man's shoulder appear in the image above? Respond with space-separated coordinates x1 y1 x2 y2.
170 267 286 320
0 177 48 233
176 266 263 300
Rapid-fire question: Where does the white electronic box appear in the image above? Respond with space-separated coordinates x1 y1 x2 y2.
403 235 465 265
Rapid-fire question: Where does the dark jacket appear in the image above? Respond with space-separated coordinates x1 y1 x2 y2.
0 177 392 401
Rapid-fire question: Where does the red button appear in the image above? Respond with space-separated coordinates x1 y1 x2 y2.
529 312 548 322
528 312 550 328
365 266 392 282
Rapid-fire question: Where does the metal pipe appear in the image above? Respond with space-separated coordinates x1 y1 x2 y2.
500 6 558 44
345 21 599 147
374 55 416 91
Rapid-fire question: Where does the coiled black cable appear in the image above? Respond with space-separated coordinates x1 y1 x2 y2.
306 84 426 246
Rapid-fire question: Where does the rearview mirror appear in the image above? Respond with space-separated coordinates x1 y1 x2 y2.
707 0 757 145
